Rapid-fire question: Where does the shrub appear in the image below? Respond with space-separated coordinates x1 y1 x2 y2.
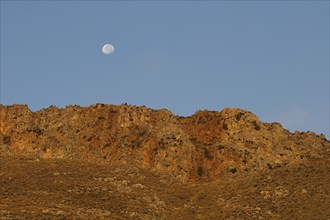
252 121 261 130
3 136 11 145
230 168 237 174
235 112 245 121
204 149 212 159
198 166 204 176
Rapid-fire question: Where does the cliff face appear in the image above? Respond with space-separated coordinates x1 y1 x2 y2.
0 104 329 182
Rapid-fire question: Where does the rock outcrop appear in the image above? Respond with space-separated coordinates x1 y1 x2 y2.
1 104 329 182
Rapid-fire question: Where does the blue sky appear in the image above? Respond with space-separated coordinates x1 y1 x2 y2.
1 1 329 137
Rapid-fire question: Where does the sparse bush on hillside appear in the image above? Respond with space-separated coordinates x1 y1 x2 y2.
158 138 166 149
252 121 261 130
137 130 146 137
204 149 212 159
198 166 204 176
3 136 11 145
235 112 245 121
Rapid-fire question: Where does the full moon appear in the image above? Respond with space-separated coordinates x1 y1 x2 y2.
102 44 114 55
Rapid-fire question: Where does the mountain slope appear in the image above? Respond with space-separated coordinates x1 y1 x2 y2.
1 104 328 182
0 103 329 219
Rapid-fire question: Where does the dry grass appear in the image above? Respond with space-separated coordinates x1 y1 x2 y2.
1 155 329 219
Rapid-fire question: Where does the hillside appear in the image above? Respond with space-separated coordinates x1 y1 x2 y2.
0 103 329 219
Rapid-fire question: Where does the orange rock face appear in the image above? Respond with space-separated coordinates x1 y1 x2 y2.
0 104 329 182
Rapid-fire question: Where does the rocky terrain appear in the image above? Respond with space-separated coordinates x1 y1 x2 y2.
0 103 329 219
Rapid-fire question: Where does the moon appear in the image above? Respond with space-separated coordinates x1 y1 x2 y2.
102 44 114 55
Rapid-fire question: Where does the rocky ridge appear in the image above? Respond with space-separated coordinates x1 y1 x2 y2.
0 103 329 182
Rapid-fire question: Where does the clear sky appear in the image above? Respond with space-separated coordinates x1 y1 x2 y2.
1 1 329 137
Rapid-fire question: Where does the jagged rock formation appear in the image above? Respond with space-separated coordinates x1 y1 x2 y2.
0 104 329 182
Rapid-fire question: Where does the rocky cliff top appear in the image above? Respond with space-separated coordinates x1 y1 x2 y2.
1 103 329 182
